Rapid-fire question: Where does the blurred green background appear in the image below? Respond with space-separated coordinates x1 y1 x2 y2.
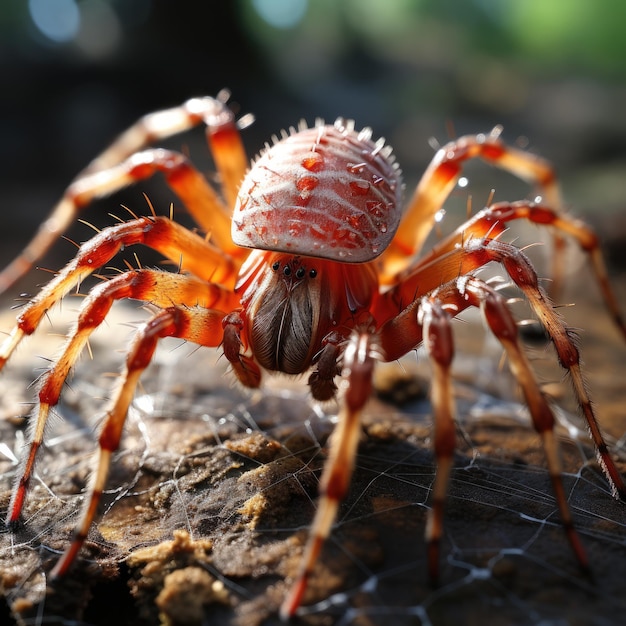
0 0 625 286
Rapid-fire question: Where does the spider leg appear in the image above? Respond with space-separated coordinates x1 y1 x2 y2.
82 147 242 255
0 216 237 369
460 277 590 571
6 268 233 532
280 331 376 620
472 238 626 499
79 92 240 178
416 294 456 584
0 93 248 293
380 237 626 499
48 303 226 579
414 277 589 583
378 130 563 283
222 310 262 389
308 331 344 402
406 200 625 340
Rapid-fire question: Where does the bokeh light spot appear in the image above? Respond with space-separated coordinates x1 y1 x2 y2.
74 0 122 59
251 0 308 29
28 0 80 43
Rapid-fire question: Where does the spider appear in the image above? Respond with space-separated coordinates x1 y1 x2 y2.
2 90 625 620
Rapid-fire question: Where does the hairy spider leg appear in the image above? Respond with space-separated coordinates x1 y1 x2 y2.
398 200 626 340
280 331 377 620
77 147 242 256
0 94 248 293
418 277 590 583
379 237 626 499
6 269 237 532
79 91 240 179
378 130 565 286
282 263 597 617
416 294 456 586
0 216 238 370
222 309 263 390
45 301 226 578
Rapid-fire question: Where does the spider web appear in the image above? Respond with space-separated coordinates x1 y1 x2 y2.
0 277 625 626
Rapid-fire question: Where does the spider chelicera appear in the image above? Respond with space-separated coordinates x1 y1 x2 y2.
2 90 624 619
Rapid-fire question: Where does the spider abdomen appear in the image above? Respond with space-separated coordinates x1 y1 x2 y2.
232 119 403 262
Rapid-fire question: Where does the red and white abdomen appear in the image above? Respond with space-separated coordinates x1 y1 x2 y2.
232 118 403 262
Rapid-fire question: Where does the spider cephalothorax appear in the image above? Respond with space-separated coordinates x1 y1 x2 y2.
1 91 624 620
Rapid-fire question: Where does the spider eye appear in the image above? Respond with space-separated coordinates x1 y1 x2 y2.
295 267 305 279
283 265 291 276
272 261 280 271
309 269 317 278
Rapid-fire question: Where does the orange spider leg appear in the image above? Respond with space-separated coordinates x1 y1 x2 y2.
417 295 456 585
0 216 238 369
480 238 626 499
383 237 626 499
407 200 625 339
93 148 242 255
0 93 248 293
6 268 236 532
222 310 262 390
405 277 589 584
80 92 237 176
281 331 376 620
463 278 590 573
378 129 563 282
47 303 226 579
